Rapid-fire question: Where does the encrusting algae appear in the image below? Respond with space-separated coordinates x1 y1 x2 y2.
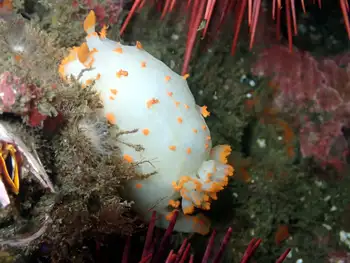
59 10 235 235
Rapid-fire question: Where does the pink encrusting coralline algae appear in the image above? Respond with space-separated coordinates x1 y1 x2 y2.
0 71 51 127
251 45 350 169
0 71 31 113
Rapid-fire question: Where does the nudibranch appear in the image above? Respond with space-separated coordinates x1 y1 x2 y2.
59 11 234 235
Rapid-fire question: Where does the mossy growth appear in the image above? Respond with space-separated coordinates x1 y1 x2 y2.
0 12 144 262
11 0 87 47
25 82 142 262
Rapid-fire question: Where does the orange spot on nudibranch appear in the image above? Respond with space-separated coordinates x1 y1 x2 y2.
59 47 78 79
78 45 98 68
177 117 183 123
116 69 128 78
172 181 182 191
136 41 143 49
99 25 108 38
208 192 218 200
201 106 210 117
147 98 160 109
123 154 133 163
184 104 190 109
87 32 98 38
167 91 173 97
169 145 176 151
182 73 190 80
193 129 198 133
142 129 150 135
218 145 232 164
183 205 194 214
141 61 146 68
135 183 143 189
106 113 116 124
96 73 101 80
85 79 93 85
165 76 171 82
174 101 180 107
77 42 90 64
84 10 96 33
113 47 123 53
202 125 207 130
109 96 115 100
110 89 118 95
168 200 180 208
187 148 192 154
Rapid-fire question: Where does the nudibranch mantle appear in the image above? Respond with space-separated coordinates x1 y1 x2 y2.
59 11 234 235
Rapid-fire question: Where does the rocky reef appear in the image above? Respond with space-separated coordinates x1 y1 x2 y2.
0 7 140 262
1 1 350 263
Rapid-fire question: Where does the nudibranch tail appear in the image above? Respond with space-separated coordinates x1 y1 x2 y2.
173 145 234 215
157 209 211 236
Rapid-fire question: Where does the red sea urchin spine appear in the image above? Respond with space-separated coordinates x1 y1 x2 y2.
120 0 350 75
276 248 292 263
121 210 290 262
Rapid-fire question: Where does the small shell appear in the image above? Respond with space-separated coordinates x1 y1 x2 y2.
0 121 55 194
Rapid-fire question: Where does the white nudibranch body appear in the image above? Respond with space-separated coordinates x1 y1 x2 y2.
59 11 234 235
